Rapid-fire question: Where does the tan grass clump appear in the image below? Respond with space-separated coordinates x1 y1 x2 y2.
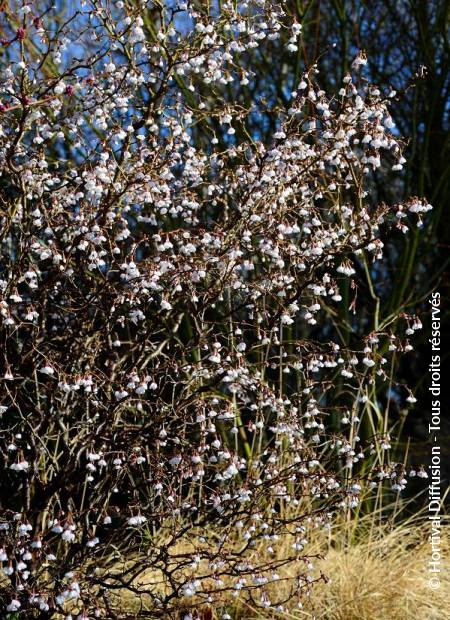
101 516 450 620
274 519 450 620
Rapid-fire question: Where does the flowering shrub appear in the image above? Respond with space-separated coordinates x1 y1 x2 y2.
0 1 430 618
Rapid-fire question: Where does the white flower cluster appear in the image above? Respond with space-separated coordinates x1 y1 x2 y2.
0 1 429 617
